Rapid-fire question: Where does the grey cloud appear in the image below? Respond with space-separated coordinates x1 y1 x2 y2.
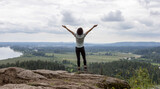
61 11 81 26
47 16 58 27
101 10 124 22
11 0 59 7
0 27 66 34
105 21 134 31
150 11 160 15
112 22 134 30
118 22 134 30
114 29 160 38
0 0 63 34
0 21 65 34
138 0 160 8
0 26 40 34
0 0 10 6
126 31 160 37
138 0 150 6
138 19 153 26
0 22 4 25
138 0 160 4
99 0 115 2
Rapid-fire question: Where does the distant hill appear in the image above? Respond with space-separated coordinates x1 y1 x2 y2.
0 42 160 47
105 42 160 47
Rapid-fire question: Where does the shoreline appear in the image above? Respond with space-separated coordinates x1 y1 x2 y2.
0 47 23 60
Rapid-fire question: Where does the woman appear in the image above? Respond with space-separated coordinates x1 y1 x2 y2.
62 24 98 72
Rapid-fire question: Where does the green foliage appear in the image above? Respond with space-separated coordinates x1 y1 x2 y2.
0 60 65 70
134 46 160 63
62 60 77 72
88 60 160 84
32 51 45 56
129 67 152 89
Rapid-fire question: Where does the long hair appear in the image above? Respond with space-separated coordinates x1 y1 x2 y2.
77 27 83 35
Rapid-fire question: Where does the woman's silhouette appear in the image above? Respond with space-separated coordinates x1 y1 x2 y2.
62 25 98 72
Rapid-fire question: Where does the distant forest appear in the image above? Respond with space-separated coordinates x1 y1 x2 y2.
0 60 65 70
134 47 160 63
10 45 150 53
88 60 160 84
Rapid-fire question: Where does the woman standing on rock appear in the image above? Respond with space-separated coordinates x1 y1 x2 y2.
62 25 98 72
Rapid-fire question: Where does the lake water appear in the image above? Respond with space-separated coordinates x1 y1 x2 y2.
0 47 23 60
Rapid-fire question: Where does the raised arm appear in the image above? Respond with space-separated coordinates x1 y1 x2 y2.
62 25 75 36
85 24 98 35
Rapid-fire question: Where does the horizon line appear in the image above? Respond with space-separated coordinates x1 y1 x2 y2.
0 41 160 44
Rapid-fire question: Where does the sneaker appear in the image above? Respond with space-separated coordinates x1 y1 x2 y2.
84 65 87 72
75 67 81 74
78 67 80 71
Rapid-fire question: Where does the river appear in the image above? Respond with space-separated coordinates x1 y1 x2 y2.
0 47 22 60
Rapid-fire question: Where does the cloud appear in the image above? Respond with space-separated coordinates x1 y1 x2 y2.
150 11 160 15
138 0 150 6
122 31 160 38
138 0 160 8
0 0 64 34
111 23 160 38
138 19 153 26
0 22 4 25
111 20 160 38
0 0 65 34
0 20 66 34
61 10 82 26
0 0 160 42
118 22 134 30
105 21 134 31
101 10 124 22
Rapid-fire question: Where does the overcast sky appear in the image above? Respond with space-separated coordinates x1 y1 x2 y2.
0 0 160 43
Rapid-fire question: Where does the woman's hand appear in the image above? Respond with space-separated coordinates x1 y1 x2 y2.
62 25 67 28
93 24 98 28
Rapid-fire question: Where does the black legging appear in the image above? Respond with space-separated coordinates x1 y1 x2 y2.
75 46 86 67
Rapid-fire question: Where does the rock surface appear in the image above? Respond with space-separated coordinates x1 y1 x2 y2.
0 67 131 89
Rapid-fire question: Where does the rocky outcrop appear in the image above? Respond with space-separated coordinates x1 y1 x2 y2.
0 67 131 89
